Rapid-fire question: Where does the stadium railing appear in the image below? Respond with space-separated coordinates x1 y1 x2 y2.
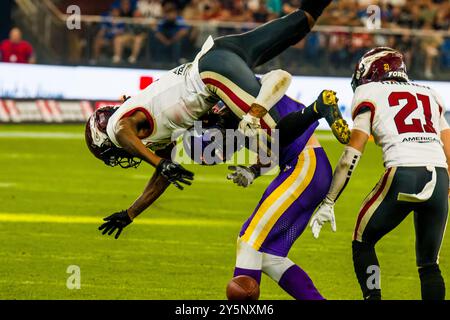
12 0 450 81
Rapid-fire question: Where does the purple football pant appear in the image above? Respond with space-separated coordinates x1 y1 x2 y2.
240 147 331 255
234 147 332 299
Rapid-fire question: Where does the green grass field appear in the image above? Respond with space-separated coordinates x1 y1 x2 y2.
0 124 448 300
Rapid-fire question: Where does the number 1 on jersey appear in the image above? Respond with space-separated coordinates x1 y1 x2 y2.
388 91 436 134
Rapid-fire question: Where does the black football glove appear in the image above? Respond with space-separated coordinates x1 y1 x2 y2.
156 159 194 190
98 210 132 239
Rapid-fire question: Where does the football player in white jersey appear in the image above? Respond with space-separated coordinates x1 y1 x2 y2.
310 47 450 300
85 1 351 238
85 0 348 175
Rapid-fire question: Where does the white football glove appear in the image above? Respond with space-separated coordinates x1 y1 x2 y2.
227 165 257 187
238 113 262 137
310 197 336 239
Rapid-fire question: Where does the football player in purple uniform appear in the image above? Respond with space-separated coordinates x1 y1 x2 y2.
183 93 336 300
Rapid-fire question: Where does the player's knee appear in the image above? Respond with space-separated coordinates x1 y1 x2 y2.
261 69 291 83
261 253 294 282
236 237 263 269
260 70 292 98
419 263 441 275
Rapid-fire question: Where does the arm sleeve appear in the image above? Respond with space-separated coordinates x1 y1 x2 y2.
352 111 371 136
326 146 362 203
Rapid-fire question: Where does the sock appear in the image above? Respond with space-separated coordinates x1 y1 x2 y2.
278 265 325 300
352 240 381 300
275 103 320 147
254 70 292 112
234 237 263 284
234 267 262 284
419 264 445 300
300 0 333 20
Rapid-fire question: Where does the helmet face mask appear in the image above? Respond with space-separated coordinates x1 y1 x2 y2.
99 145 142 168
85 106 142 169
351 47 409 92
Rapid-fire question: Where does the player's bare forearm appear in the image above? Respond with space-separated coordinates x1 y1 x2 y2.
127 170 170 219
98 170 169 239
348 129 369 153
115 118 162 167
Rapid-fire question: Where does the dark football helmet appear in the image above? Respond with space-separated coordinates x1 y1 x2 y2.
351 47 409 92
182 103 243 165
85 106 142 168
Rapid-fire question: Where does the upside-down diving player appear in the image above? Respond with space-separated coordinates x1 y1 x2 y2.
85 1 348 237
86 0 348 173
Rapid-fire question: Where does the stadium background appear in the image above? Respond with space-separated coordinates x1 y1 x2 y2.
0 0 449 299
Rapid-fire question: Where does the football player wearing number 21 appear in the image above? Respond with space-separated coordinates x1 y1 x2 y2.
311 47 450 300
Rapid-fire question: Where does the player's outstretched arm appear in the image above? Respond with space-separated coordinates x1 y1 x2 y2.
310 127 369 239
99 143 190 239
98 169 171 239
128 169 171 219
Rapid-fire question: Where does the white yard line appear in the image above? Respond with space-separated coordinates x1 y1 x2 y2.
0 212 238 227
0 182 16 188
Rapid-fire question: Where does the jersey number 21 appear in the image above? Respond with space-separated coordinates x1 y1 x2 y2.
389 91 436 135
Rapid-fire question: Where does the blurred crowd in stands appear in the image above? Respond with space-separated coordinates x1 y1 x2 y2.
3 0 450 80
87 0 450 79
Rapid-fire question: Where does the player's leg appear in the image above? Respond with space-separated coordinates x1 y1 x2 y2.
199 49 279 130
213 0 332 68
197 0 350 142
262 147 331 300
414 167 448 300
352 167 422 300
233 151 300 283
234 237 263 285
240 147 331 299
240 148 319 251
203 6 315 122
262 150 330 300
262 252 324 300
200 51 349 143
200 52 331 134
276 90 350 146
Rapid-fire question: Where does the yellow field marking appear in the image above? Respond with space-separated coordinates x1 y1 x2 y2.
0 213 237 227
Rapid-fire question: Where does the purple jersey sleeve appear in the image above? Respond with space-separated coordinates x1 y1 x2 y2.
274 96 319 166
